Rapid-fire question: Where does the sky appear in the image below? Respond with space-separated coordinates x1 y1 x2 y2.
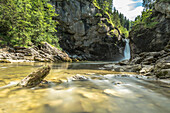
113 0 144 21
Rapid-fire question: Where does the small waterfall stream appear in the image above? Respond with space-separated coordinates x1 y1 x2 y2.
124 39 131 60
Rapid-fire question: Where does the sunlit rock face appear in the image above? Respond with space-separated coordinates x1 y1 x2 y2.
50 0 125 61
129 2 170 58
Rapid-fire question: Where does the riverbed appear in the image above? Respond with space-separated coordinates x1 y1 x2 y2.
0 62 170 113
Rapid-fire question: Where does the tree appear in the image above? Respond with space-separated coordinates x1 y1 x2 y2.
143 0 156 10
0 0 59 47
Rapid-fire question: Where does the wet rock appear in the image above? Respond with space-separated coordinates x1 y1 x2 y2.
34 57 50 62
116 60 129 65
104 63 138 72
0 59 11 63
79 90 107 101
57 78 68 83
142 56 155 65
131 64 142 72
47 100 63 107
103 89 120 97
38 80 52 88
113 81 123 85
153 55 170 78
140 65 154 74
14 46 27 50
19 66 51 87
156 69 170 79
70 74 89 81
91 76 105 80
114 67 122 72
131 57 144 64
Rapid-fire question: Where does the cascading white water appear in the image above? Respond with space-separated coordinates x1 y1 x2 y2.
124 39 131 60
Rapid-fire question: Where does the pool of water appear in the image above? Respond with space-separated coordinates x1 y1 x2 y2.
0 62 170 113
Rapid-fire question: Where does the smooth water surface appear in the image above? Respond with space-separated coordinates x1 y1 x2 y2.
0 62 170 113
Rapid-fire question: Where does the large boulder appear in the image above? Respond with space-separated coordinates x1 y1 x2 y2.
0 42 72 62
38 42 72 62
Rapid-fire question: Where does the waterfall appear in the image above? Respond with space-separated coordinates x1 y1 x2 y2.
124 39 131 60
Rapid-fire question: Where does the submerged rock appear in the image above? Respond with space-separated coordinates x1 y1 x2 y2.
19 66 51 87
0 59 11 63
70 74 89 81
103 89 120 97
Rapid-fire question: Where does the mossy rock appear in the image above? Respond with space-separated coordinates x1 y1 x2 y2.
19 66 51 87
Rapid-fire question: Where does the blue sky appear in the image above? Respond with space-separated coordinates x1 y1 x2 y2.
113 0 144 20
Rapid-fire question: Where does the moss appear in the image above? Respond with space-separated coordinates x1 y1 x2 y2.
93 0 115 29
109 30 119 37
146 21 158 29
95 13 102 17
92 0 101 9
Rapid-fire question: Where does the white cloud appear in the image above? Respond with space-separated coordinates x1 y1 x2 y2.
113 0 144 21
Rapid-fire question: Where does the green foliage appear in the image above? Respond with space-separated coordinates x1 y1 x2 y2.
95 13 103 17
143 0 156 10
119 26 129 38
93 0 113 12
133 9 158 29
0 0 59 47
92 0 101 9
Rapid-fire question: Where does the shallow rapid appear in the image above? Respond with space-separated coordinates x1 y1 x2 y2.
0 62 170 113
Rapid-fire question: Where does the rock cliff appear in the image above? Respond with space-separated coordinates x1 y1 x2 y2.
129 1 170 58
50 0 125 61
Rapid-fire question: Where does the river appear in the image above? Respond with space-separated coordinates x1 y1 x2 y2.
0 62 170 113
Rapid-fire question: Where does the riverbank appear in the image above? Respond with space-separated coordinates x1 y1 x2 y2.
0 45 169 81
0 42 72 63
103 49 170 81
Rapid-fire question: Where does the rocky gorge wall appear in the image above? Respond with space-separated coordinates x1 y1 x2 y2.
50 0 125 61
129 1 170 58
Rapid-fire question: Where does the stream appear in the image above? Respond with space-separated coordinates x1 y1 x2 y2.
0 62 170 113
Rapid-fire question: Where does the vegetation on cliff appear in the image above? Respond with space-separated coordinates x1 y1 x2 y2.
93 0 132 38
133 0 170 29
130 0 170 54
0 0 59 48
